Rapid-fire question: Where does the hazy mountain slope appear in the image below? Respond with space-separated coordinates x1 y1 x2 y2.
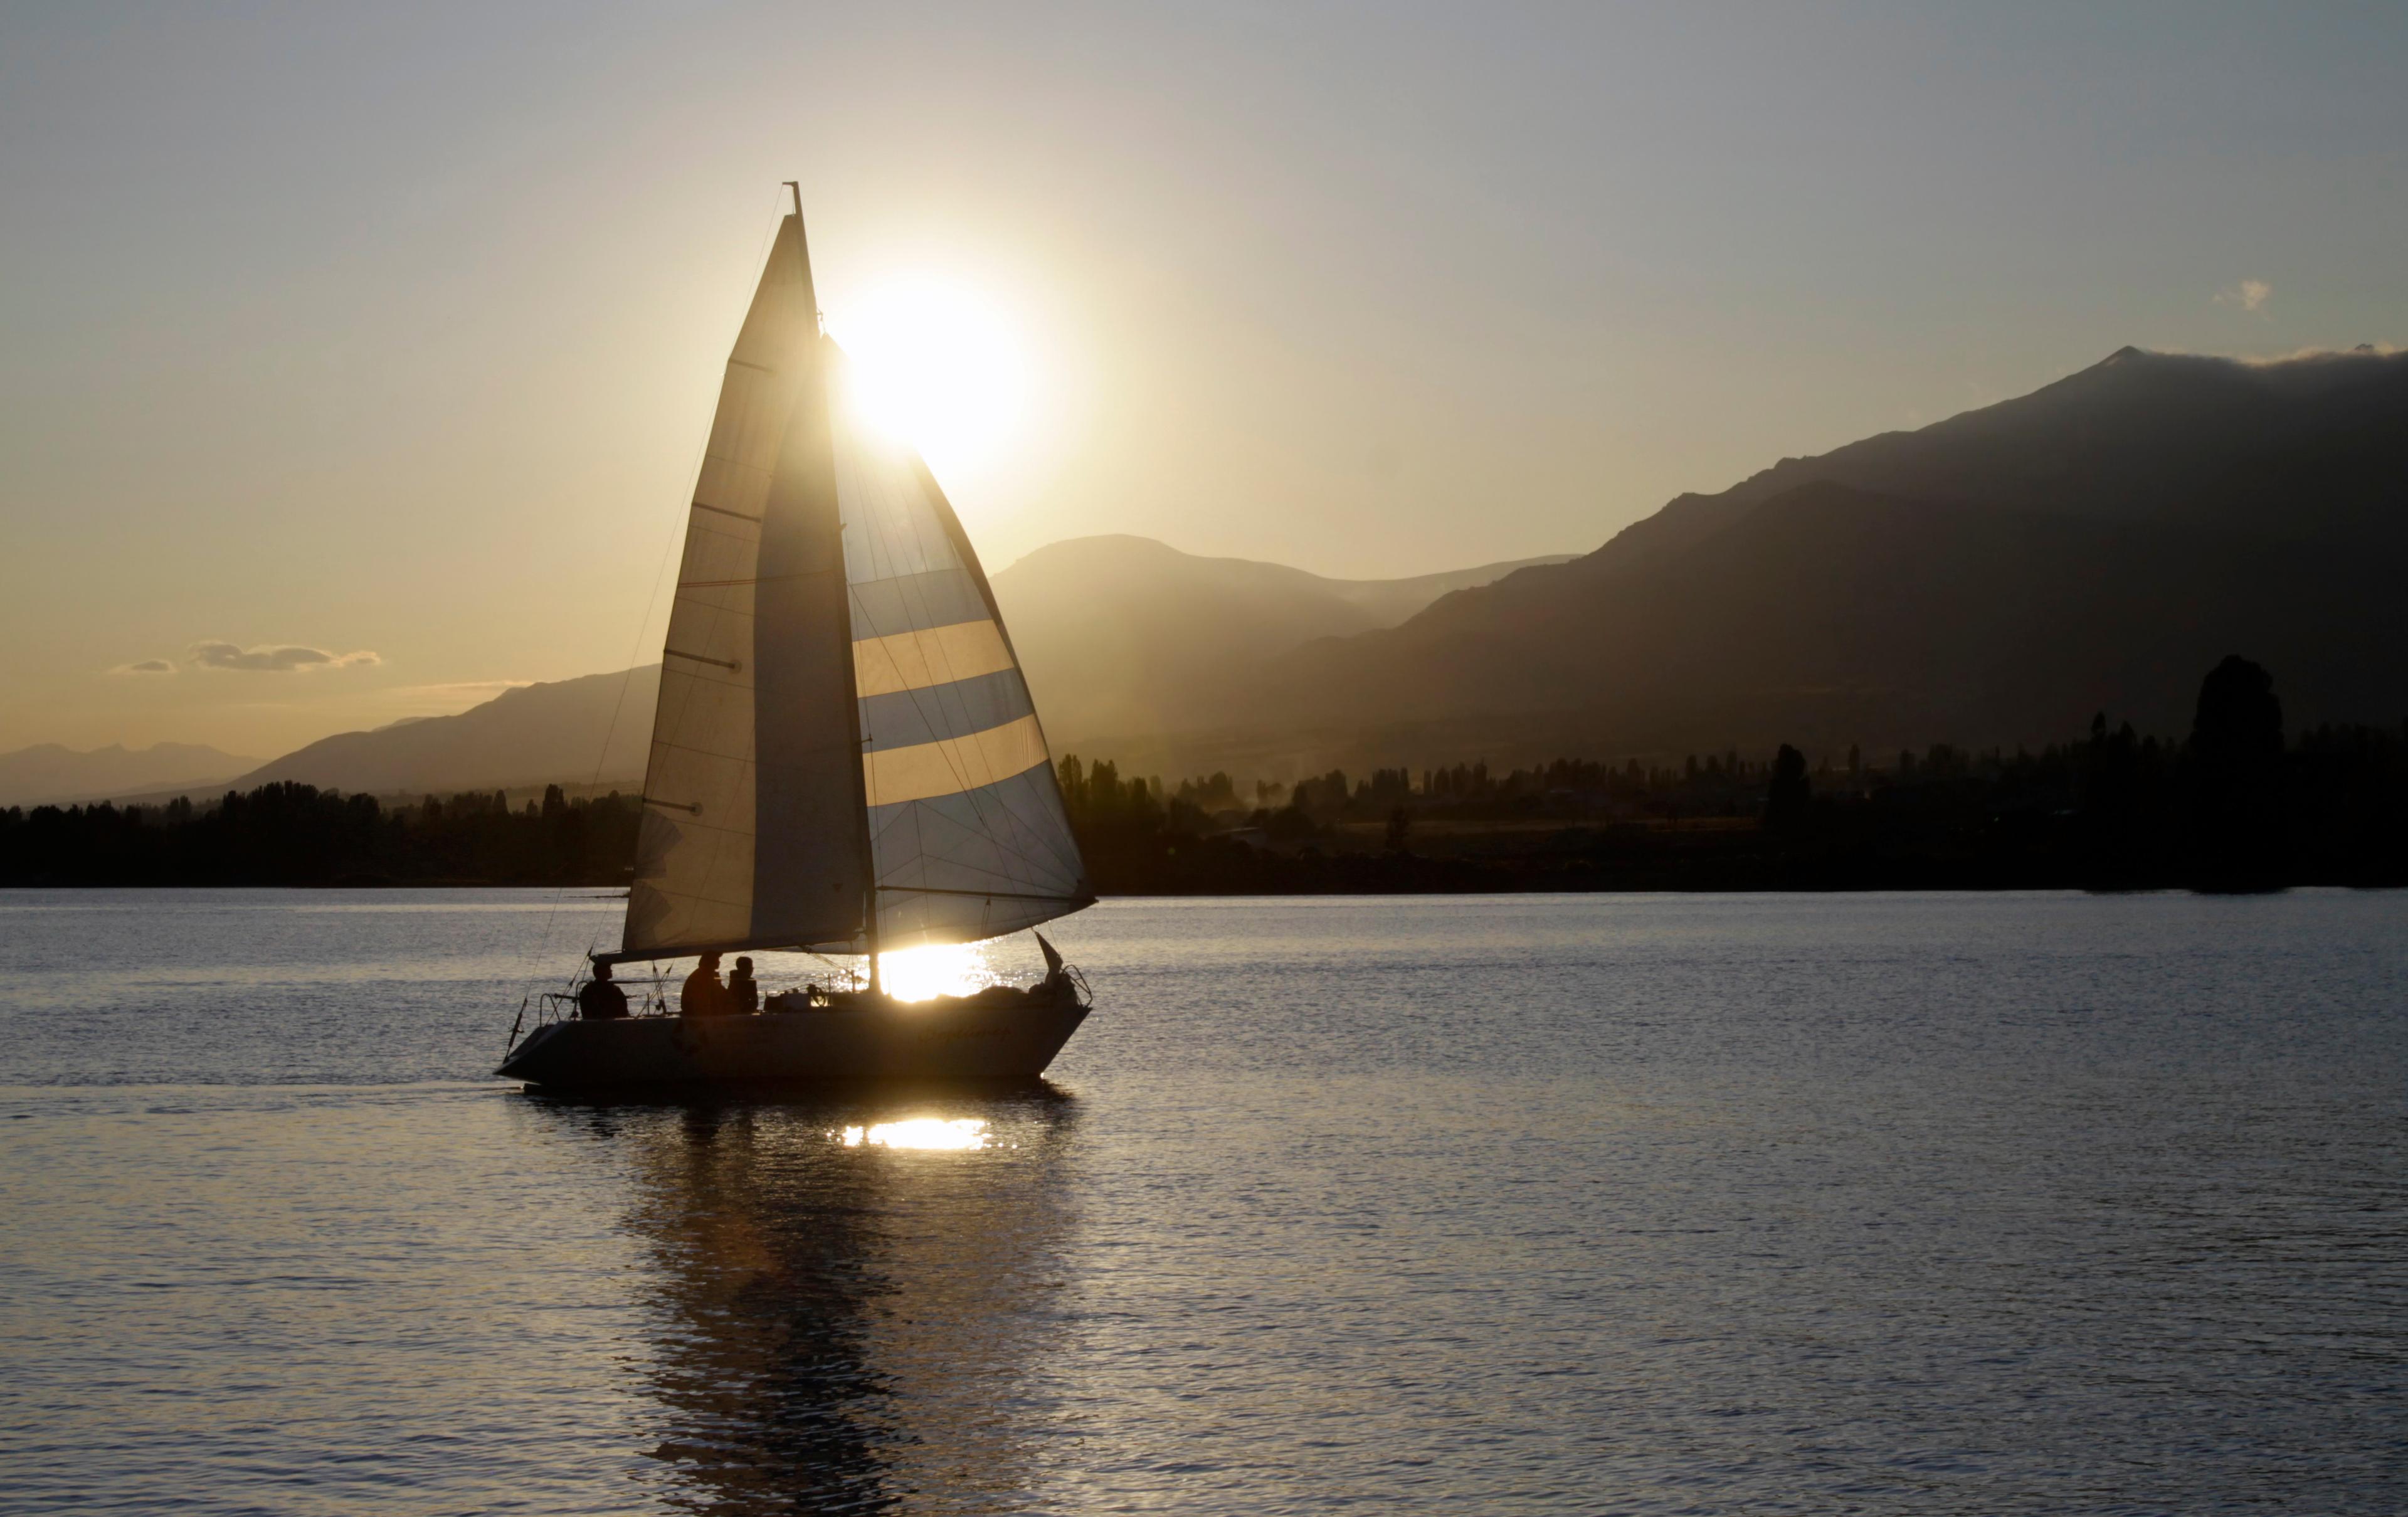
182 539 1566 798
1319 555 1583 623
0 743 258 808
990 536 1571 746
1254 481 2404 763
229 667 660 797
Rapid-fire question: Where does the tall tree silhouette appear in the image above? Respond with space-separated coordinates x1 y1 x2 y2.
1765 744 1810 828
2189 655 2286 890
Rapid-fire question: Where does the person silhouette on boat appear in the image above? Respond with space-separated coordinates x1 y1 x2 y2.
728 956 759 1014
578 961 629 1020
682 953 732 1018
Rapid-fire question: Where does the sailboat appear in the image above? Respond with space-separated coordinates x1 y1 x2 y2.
499 186 1095 1091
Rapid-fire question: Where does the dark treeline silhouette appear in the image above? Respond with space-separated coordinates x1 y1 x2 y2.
1057 658 2406 894
5 659 2401 892
0 783 640 886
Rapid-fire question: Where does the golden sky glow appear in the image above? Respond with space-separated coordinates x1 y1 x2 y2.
3 6 2402 756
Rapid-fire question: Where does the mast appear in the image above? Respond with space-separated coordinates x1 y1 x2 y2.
785 182 885 996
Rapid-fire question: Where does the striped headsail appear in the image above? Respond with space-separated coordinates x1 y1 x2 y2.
835 378 1092 950
618 204 1089 963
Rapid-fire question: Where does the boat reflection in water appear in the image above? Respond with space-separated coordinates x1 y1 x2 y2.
530 1088 1079 1513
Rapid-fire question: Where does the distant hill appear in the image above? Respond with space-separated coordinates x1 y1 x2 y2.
1164 346 2408 773
160 539 1566 801
224 667 660 798
0 742 258 808
989 536 1571 747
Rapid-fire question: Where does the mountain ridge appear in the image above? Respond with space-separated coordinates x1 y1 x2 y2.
991 536 1573 744
50 344 2408 800
1584 344 2408 581
0 741 258 808
1090 346 2408 773
214 667 663 800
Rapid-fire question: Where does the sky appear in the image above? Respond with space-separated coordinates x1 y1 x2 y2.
3 1 2404 758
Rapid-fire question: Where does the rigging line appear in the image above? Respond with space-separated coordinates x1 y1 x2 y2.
952 699 1081 881
679 572 811 589
515 187 787 1003
981 719 1079 867
877 885 1073 909
983 768 1083 879
872 809 1069 915
981 658 1085 880
969 789 1082 893
978 772 1076 864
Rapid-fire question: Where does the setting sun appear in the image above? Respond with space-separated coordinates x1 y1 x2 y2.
826 275 1037 480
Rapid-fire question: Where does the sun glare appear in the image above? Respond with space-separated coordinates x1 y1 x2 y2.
826 275 1035 478
876 941 990 1002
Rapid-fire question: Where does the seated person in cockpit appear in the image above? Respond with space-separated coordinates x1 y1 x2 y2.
578 961 629 1020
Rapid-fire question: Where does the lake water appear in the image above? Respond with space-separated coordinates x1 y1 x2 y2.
1 889 2402 1514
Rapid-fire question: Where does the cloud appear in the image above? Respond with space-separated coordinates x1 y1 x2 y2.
190 641 381 673
109 658 178 676
2214 278 2272 314
389 679 531 700
2235 342 2399 366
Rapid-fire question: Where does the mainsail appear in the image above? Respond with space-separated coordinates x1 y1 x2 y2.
618 203 1089 965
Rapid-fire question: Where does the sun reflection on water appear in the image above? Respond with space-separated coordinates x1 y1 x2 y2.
840 1118 991 1150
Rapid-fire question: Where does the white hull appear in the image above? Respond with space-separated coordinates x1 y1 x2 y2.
497 1000 1089 1091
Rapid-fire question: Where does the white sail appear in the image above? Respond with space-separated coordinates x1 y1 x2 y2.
835 385 1092 951
623 215 870 958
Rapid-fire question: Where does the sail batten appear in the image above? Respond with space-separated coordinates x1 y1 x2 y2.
617 204 1089 964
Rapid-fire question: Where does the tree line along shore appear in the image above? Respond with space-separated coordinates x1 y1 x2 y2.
3 659 2401 894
